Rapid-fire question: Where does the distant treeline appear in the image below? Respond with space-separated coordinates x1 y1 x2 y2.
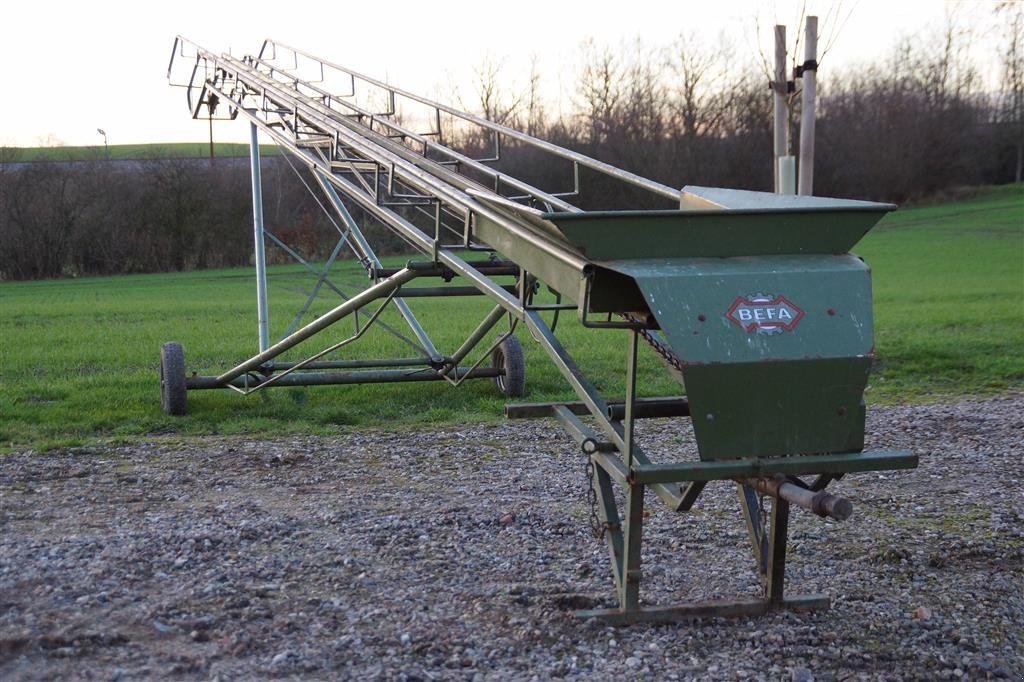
1 16 1021 280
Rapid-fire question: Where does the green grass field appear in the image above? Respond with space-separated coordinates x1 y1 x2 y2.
0 142 278 163
1 184 1021 451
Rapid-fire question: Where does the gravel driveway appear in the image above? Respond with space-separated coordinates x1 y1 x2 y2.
2 394 1022 680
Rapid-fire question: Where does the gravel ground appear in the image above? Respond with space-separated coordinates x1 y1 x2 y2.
1 393 1022 680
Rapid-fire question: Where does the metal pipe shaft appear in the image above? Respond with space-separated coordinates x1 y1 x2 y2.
266 357 433 371
190 366 500 389
215 268 418 384
445 304 507 369
249 122 270 352
371 260 520 280
773 24 789 193
798 16 818 196
607 397 690 420
394 285 516 298
739 476 853 521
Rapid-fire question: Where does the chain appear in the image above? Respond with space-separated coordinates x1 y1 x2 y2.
580 313 683 542
622 313 686 375
584 458 605 539
577 312 683 542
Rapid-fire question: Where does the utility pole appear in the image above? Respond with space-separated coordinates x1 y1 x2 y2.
248 122 270 353
773 25 792 194
798 16 819 195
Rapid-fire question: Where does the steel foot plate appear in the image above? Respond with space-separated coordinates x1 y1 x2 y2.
575 594 829 624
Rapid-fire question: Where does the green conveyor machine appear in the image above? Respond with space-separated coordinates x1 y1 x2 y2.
163 37 918 623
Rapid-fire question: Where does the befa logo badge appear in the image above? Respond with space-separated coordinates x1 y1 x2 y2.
726 294 804 335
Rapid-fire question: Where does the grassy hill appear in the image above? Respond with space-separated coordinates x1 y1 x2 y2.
1 142 279 163
862 183 1023 399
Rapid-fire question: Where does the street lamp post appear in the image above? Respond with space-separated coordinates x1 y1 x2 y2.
97 128 108 158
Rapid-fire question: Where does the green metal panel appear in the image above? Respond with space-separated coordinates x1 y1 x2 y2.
473 213 585 300
678 185 895 212
600 252 878 460
541 208 890 261
589 266 649 312
683 358 871 459
609 254 874 364
474 213 648 311
474 193 892 317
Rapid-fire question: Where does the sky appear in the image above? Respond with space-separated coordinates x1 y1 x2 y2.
0 0 1009 148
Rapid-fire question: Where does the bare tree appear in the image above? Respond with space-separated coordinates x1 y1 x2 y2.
0 162 94 279
525 56 546 137
471 56 523 126
622 39 667 139
669 32 735 139
575 39 624 147
996 2 1024 182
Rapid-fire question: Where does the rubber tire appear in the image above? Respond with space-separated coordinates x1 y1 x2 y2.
491 335 526 398
160 342 187 416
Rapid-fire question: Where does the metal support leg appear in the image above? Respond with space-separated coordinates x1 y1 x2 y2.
249 122 270 353
623 330 638 468
590 460 624 588
618 332 643 611
577 480 829 625
621 483 645 611
737 484 769 577
677 481 706 512
766 497 790 605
